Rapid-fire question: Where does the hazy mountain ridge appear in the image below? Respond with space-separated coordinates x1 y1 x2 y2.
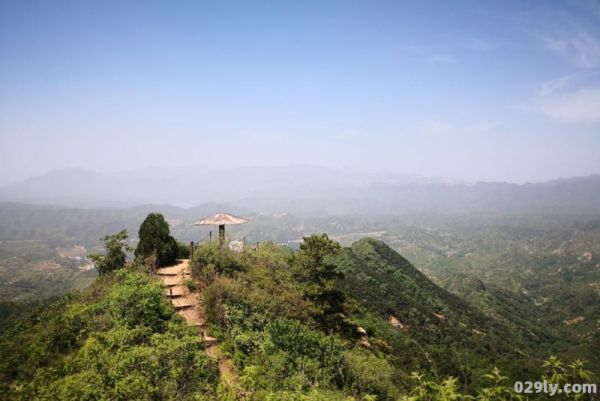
3 167 599 214
0 201 250 246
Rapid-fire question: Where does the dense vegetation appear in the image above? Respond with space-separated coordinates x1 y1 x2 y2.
1 205 598 400
332 239 541 385
0 239 96 303
188 236 596 400
0 270 218 400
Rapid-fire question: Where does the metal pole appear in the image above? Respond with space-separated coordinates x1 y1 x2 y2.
209 231 212 246
219 224 225 247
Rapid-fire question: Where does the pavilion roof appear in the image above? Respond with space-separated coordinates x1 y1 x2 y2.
193 213 249 226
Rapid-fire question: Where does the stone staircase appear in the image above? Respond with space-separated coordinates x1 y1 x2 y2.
157 260 218 345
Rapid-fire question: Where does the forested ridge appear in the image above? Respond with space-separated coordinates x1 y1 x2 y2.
0 214 596 400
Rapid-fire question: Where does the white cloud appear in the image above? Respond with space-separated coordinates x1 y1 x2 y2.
542 37 568 55
532 15 600 122
527 71 600 123
334 129 361 140
404 46 457 65
539 73 579 97
542 32 600 68
465 37 494 51
537 86 600 122
421 119 498 136
430 55 457 64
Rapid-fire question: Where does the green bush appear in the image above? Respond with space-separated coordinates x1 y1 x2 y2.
264 319 345 389
343 349 397 399
202 276 256 331
176 241 191 259
184 278 197 292
191 245 245 278
0 270 218 401
107 271 172 331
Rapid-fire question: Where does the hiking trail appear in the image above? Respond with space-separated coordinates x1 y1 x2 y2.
157 259 242 397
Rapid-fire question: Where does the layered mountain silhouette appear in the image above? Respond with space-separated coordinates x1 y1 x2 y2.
1 167 599 214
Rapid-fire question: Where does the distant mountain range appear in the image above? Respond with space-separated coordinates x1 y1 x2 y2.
1 167 599 215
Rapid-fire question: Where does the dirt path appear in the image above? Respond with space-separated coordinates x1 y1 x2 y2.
157 260 242 397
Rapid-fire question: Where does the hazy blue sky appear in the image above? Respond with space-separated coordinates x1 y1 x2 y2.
1 0 599 185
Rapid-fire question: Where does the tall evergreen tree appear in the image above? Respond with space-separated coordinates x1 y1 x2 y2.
135 213 177 267
294 234 345 326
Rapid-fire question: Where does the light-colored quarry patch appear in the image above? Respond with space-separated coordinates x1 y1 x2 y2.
589 283 600 295
79 262 95 272
578 252 592 263
30 261 62 271
166 218 183 227
56 245 87 258
563 316 585 327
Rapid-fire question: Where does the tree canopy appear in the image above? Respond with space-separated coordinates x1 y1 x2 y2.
88 229 131 276
134 213 178 267
294 234 345 326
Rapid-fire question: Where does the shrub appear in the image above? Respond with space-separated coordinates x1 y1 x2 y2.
203 276 253 330
191 245 245 278
176 241 191 259
0 268 219 401
343 349 397 399
264 318 344 389
107 271 172 331
184 278 198 292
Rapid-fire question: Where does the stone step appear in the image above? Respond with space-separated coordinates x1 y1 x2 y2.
159 261 217 346
162 276 180 287
157 265 185 276
173 302 194 311
158 271 179 276
177 310 206 328
165 285 185 299
172 297 195 309
203 334 219 346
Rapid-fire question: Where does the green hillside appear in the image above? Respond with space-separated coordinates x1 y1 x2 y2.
0 222 595 400
332 239 545 384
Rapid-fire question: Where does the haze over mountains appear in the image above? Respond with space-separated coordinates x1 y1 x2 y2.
1 166 599 215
